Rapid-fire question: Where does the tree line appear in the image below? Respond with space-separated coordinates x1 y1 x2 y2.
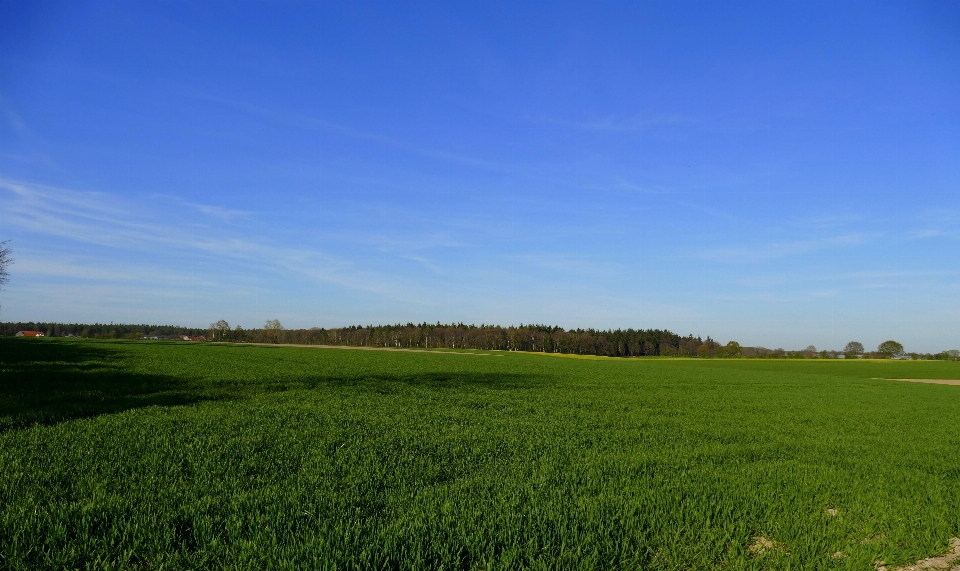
214 320 703 357
736 340 959 361
5 320 699 357
0 322 208 339
6 319 958 360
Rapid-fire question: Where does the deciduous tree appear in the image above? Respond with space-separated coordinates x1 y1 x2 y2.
843 341 864 357
0 241 10 286
877 340 904 358
725 341 743 357
0 240 10 316
210 319 230 342
264 319 284 343
659 341 676 356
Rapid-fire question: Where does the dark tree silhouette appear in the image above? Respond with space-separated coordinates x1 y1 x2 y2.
0 240 11 316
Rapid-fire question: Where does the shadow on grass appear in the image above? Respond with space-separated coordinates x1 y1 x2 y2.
306 371 552 394
217 344 554 394
0 338 208 432
1 339 552 432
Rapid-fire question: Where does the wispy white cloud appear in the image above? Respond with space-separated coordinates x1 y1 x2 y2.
582 176 672 195
702 233 872 263
908 209 960 240
188 91 518 173
11 256 218 286
0 151 57 167
0 178 442 303
189 203 249 222
327 227 469 254
507 252 624 277
529 113 695 133
837 269 956 280
727 268 960 301
784 212 866 230
400 255 444 274
713 290 839 303
146 194 253 223
1 94 43 144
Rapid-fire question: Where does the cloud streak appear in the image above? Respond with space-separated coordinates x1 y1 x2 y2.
529 113 696 133
0 178 438 303
701 233 873 263
188 91 519 173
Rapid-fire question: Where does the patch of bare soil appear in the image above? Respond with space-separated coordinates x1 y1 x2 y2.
876 538 960 571
876 378 960 386
749 535 789 557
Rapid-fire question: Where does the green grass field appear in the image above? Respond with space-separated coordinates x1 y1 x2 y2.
1 337 959 570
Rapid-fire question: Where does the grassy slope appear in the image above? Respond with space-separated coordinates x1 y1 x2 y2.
1 338 958 570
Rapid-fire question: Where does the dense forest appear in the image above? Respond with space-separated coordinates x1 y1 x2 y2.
3 321 958 360
262 323 703 357
2 321 699 357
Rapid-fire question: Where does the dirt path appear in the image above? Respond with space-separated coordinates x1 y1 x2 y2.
876 378 960 386
877 537 960 570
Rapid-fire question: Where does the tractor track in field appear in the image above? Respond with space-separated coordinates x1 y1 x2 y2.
876 537 960 571
876 378 960 386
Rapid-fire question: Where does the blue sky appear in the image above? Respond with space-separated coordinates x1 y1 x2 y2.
1 1 958 352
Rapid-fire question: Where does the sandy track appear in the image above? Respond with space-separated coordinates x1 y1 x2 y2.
876 537 960 571
877 378 960 386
